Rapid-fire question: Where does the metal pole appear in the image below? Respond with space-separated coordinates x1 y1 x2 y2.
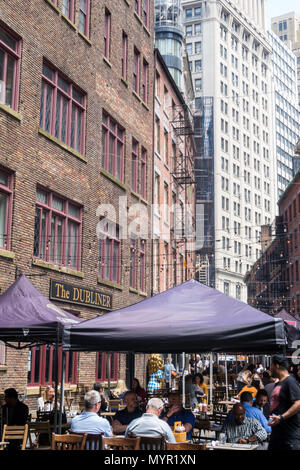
225 353 228 400
209 353 213 404
182 352 185 408
58 350 66 434
107 353 111 398
53 327 60 434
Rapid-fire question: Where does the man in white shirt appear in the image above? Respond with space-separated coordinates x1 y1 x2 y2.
71 390 112 436
125 398 176 443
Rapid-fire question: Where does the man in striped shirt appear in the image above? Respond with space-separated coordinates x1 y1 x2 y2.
221 403 267 444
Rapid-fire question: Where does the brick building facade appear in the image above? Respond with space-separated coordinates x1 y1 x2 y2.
0 0 154 410
153 49 195 294
245 171 300 320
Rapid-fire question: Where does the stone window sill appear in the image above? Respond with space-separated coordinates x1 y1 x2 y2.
0 249 15 260
103 57 112 68
32 258 84 278
0 103 22 121
44 0 60 14
100 169 127 191
38 128 87 163
97 277 123 291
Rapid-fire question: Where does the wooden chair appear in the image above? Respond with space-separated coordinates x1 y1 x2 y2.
28 421 51 449
101 436 141 450
166 442 206 450
51 432 87 450
1 424 28 450
128 434 165 450
108 399 123 411
69 432 103 450
37 410 53 422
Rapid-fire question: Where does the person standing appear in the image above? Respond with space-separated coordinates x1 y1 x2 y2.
268 355 300 451
163 358 176 390
37 385 56 412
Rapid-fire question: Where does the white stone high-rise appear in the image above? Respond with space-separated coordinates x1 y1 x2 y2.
268 30 300 201
271 12 300 105
182 0 275 302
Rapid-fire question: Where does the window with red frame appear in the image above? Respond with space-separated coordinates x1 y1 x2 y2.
133 48 140 94
135 0 141 16
131 139 138 193
142 59 148 103
33 188 82 270
143 0 149 28
140 239 145 292
62 0 74 22
78 0 90 37
0 169 13 251
102 112 124 181
98 220 121 284
0 23 21 111
96 353 119 382
104 9 111 60
27 345 77 386
141 147 147 199
39 63 86 155
130 237 137 289
121 32 128 80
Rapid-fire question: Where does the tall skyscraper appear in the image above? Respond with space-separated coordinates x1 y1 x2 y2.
268 30 300 201
271 12 300 105
182 0 275 302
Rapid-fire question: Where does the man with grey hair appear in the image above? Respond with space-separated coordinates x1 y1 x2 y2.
71 390 112 436
125 398 176 443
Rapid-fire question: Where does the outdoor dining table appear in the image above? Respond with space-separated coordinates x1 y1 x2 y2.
206 442 259 451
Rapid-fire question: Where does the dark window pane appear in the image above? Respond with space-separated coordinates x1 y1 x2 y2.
34 345 41 384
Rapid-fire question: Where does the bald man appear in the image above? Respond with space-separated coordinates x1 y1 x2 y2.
221 403 267 444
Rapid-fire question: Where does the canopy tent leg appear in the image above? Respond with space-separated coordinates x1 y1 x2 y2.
182 352 185 408
107 353 111 398
53 328 60 434
209 353 213 404
58 350 66 434
225 353 228 401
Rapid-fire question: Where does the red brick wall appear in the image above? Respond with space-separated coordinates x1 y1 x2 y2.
0 0 154 411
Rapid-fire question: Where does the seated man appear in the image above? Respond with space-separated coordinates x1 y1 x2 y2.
160 391 195 441
1 388 29 450
71 390 112 436
252 389 270 419
1 388 29 425
224 391 271 433
125 398 176 443
222 403 267 444
112 391 142 435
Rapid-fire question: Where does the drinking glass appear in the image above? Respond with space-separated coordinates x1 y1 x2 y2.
219 433 226 445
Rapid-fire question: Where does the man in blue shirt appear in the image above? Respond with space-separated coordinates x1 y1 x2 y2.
160 391 195 440
224 391 271 433
71 390 112 436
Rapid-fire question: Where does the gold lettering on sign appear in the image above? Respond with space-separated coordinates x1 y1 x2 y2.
85 290 91 304
90 292 96 305
73 287 80 301
79 289 85 303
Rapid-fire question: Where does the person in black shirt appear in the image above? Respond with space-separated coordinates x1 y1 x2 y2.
112 391 142 435
268 355 300 450
1 388 29 426
1 388 29 451
93 382 108 412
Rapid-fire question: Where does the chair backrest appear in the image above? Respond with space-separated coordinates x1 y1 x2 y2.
108 399 123 411
166 442 206 450
28 421 51 449
37 410 53 422
213 412 228 425
2 424 28 450
101 436 141 450
69 431 103 450
51 433 87 450
129 434 165 450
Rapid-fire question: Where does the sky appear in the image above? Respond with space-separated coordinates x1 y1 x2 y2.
266 0 300 26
